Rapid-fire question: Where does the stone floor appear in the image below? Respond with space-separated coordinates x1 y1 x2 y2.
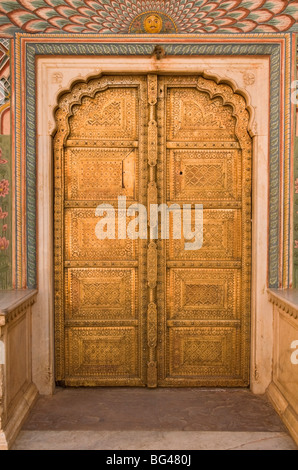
13 388 297 450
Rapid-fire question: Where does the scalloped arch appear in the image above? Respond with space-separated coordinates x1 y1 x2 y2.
53 70 254 146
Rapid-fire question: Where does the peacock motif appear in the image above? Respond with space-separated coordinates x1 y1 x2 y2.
0 0 297 36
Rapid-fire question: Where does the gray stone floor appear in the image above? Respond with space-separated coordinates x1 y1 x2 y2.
13 388 298 450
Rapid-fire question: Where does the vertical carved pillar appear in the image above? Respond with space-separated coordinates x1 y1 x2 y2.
147 75 158 387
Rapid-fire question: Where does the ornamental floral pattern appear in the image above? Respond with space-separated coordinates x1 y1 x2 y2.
0 176 9 198
0 38 11 289
0 141 11 288
0 0 297 35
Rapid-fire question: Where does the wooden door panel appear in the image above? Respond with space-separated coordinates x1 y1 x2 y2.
65 147 137 201
64 268 138 322
167 268 241 321
157 76 251 387
167 209 242 261
55 76 148 386
68 87 139 142
64 326 138 385
167 326 241 383
167 148 241 202
64 208 137 261
166 87 237 142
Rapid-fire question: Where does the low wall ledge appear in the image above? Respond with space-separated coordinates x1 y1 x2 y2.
268 289 298 320
0 289 38 325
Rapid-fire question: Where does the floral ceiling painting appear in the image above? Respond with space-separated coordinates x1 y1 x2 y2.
0 0 297 35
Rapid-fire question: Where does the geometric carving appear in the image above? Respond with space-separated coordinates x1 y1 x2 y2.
69 87 138 141
147 301 157 348
65 147 136 200
167 88 236 142
168 149 240 202
147 181 157 223
148 74 157 106
64 208 137 261
65 268 137 321
167 268 240 320
147 242 157 289
147 361 158 388
185 163 222 187
65 326 137 378
168 209 241 260
148 120 157 166
168 326 239 378
243 72 255 86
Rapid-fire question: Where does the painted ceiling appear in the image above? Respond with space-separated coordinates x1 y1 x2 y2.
0 0 297 36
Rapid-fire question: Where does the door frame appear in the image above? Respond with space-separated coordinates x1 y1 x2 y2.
33 54 271 394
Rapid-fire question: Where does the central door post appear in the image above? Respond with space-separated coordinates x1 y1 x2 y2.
147 74 158 388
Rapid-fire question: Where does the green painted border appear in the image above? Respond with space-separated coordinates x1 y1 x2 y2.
16 39 282 289
0 135 11 289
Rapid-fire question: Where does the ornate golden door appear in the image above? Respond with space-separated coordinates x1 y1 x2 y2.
54 74 251 387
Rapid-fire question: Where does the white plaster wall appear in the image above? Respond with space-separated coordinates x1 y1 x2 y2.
35 55 271 394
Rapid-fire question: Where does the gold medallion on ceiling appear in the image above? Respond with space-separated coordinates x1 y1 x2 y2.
129 11 177 34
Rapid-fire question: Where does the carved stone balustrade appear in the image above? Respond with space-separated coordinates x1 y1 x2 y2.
0 289 38 450
267 289 298 446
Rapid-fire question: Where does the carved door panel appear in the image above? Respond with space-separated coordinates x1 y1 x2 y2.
156 76 251 387
54 76 148 386
54 73 251 387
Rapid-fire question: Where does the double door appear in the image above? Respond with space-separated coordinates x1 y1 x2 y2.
54 74 251 387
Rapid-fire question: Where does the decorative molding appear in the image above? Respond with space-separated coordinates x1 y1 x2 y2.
147 181 157 222
147 241 157 289
268 289 298 320
13 36 288 289
148 120 157 167
242 71 255 86
0 1 297 35
147 301 157 349
0 289 37 325
51 71 63 84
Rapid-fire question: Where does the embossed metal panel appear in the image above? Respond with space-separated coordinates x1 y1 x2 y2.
157 76 251 387
54 76 148 386
64 209 137 261
167 209 242 261
168 148 241 203
55 74 251 387
65 147 137 201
